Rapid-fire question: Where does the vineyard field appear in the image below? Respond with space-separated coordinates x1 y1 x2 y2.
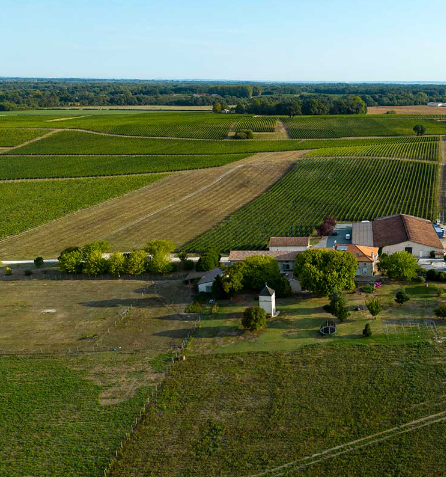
0 154 249 179
307 139 441 161
108 346 446 477
283 115 446 138
0 128 51 146
0 174 165 238
185 157 438 251
235 116 278 132
9 130 440 156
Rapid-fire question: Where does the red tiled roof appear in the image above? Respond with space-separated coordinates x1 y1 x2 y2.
269 237 309 247
373 214 443 249
335 244 379 262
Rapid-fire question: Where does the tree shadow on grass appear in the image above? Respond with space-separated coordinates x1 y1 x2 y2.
80 297 160 309
154 326 239 339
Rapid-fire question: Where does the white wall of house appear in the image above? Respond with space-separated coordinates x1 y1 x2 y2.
198 282 213 293
382 241 443 258
355 261 375 278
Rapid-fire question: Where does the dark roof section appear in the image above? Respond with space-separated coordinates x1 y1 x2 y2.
269 236 309 247
198 268 223 285
259 284 275 297
373 214 443 249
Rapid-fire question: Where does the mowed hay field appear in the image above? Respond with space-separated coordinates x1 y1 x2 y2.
0 151 301 258
108 345 446 477
368 105 446 115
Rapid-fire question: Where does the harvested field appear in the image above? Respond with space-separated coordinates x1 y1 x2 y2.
0 151 301 258
368 105 446 115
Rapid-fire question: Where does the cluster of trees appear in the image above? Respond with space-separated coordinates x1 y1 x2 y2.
212 255 291 299
235 96 367 116
316 216 337 236
58 240 175 276
2 79 445 110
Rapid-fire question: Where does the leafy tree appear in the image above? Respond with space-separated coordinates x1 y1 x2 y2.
363 323 372 337
268 275 292 298
125 250 148 275
328 290 350 322
234 129 254 139
145 240 175 274
83 249 109 276
196 249 220 272
436 287 444 297
59 249 84 274
413 124 427 136
242 307 267 331
378 252 418 281
212 102 222 113
242 255 280 290
34 256 44 268
365 297 382 319
6 267 12 276
108 251 126 277
294 249 357 296
316 216 336 236
82 240 110 258
395 290 410 306
213 262 246 298
58 246 81 260
434 304 446 319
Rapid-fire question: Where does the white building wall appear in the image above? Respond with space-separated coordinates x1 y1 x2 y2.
198 282 213 293
382 241 443 258
259 295 276 316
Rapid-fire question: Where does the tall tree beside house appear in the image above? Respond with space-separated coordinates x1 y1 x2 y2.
328 290 350 322
196 249 221 272
294 249 357 296
316 216 337 236
378 252 418 281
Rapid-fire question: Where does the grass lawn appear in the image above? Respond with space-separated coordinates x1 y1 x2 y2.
190 282 446 354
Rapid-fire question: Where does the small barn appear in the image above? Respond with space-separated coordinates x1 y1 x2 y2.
197 268 223 293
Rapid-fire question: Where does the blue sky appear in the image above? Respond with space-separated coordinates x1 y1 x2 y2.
1 0 445 81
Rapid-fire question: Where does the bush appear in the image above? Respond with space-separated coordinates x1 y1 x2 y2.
187 301 203 313
434 304 446 319
363 323 372 337
34 256 44 268
24 269 33 276
360 284 375 294
234 129 254 139
59 249 84 274
241 307 267 331
183 259 195 271
365 297 382 319
328 290 350 322
5 267 12 276
395 290 410 306
415 275 426 284
427 269 440 281
436 287 444 297
58 246 80 260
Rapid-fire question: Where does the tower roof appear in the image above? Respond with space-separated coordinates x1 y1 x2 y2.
259 284 275 297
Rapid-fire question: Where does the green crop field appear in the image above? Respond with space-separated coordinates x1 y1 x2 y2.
283 115 446 138
0 128 51 146
307 139 441 161
8 130 440 156
185 157 438 251
235 116 278 132
0 356 152 477
0 174 164 238
0 154 249 179
108 345 446 477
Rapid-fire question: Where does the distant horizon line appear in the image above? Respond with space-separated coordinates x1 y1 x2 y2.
1 76 446 85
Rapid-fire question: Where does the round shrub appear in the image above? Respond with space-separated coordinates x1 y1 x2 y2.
363 323 372 337
6 267 12 276
34 256 44 268
242 306 267 331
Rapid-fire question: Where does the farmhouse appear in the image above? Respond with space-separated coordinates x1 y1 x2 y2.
228 250 299 272
268 236 310 252
427 102 445 107
352 214 444 258
335 244 379 278
197 268 223 293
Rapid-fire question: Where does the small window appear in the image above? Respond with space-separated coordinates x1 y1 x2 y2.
405 247 413 254
282 263 290 271
356 268 360 276
363 267 368 275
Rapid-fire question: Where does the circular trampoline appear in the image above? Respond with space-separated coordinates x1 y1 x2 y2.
320 320 338 335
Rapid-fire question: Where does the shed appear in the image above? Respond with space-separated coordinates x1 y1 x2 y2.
259 284 276 316
198 268 223 293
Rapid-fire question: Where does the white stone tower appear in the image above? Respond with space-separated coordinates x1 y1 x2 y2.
259 283 276 316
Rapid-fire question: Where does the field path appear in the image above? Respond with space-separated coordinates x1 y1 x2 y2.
0 151 305 259
276 119 290 139
247 409 446 477
0 129 60 154
440 136 446 222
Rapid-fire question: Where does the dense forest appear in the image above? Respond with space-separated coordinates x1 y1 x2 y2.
0 78 445 112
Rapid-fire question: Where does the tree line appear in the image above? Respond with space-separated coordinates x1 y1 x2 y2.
1 79 445 111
